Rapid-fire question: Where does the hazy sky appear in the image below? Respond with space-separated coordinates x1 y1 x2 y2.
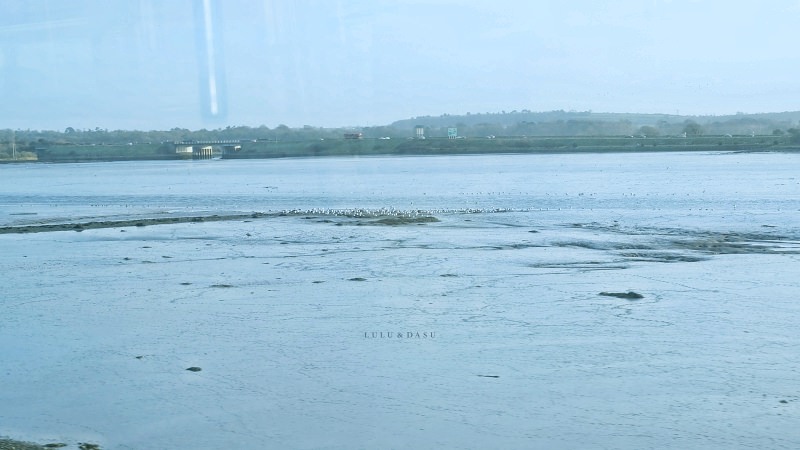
2 0 799 131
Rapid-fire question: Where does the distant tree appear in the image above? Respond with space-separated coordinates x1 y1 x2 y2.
273 124 292 140
637 126 659 137
788 128 800 144
472 122 504 137
682 121 703 136
772 128 785 136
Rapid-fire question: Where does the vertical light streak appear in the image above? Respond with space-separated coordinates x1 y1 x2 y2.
203 0 218 116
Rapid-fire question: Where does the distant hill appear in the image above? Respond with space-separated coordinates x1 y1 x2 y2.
4 110 800 153
390 110 800 137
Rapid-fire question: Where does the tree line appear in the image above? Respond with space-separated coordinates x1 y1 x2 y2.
4 111 800 154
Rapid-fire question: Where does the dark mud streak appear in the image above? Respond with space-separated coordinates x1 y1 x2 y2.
599 291 644 299
668 239 800 255
0 213 271 234
0 439 50 450
568 222 800 243
530 262 630 271
368 216 440 226
619 252 709 263
555 226 800 256
553 240 656 251
0 210 446 234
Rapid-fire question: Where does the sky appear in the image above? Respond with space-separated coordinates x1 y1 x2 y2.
2 0 800 131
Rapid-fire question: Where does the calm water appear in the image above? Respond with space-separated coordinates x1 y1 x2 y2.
2 152 800 449
2 152 798 226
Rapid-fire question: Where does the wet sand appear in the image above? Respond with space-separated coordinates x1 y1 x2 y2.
3 153 800 449
3 212 800 449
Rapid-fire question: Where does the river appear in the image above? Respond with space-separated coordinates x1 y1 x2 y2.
1 152 799 449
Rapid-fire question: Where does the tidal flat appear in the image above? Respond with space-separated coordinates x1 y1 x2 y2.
1 153 800 449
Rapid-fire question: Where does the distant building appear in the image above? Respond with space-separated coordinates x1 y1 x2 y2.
447 127 458 139
173 140 238 159
176 145 194 158
415 125 425 139
344 133 363 139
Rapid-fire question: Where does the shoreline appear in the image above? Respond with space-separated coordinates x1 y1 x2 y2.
4 138 798 164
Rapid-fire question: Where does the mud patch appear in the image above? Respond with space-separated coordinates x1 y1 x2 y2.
368 216 440 226
0 439 49 450
553 227 800 259
669 237 800 255
530 262 630 271
599 291 644 300
553 240 655 251
619 252 708 263
0 212 271 234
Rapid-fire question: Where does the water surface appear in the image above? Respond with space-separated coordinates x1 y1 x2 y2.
1 152 799 449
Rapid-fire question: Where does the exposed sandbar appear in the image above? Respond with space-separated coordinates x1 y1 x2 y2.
0 212 269 235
